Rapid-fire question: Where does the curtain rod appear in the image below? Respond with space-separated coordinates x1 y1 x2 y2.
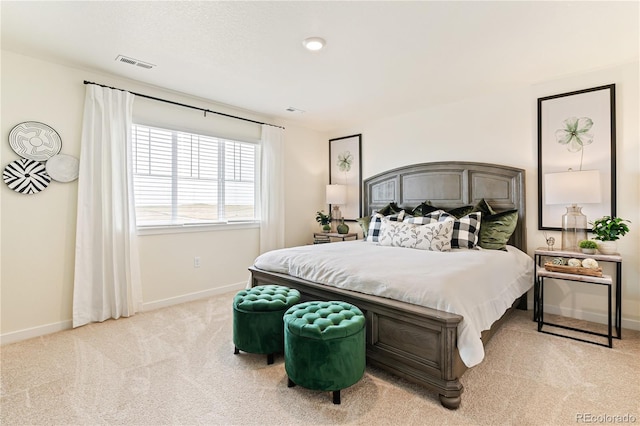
83 80 284 130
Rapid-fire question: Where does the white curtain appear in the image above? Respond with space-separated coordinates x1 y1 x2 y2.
72 85 142 328
259 125 285 254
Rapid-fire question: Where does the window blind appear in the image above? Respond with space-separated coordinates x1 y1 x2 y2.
132 124 258 227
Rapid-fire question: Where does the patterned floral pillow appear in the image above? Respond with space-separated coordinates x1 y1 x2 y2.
378 217 454 251
414 219 454 251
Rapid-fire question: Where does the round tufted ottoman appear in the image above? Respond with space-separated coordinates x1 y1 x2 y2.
283 301 366 404
233 285 301 364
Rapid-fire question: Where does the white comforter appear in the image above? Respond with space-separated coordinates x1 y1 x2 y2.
253 240 533 368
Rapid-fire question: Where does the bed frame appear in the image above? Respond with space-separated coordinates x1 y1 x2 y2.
249 161 527 409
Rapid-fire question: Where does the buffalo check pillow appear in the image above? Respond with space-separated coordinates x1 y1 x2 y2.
365 211 406 242
403 210 445 225
439 211 482 249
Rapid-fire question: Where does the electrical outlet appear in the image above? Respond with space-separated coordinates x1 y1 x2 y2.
194 256 201 268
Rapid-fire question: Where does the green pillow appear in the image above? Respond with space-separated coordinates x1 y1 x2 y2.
411 202 440 217
473 198 496 216
446 205 474 218
356 216 371 238
377 202 401 216
416 200 473 219
478 209 519 250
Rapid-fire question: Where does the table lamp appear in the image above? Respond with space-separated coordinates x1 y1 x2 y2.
326 184 347 232
544 169 601 251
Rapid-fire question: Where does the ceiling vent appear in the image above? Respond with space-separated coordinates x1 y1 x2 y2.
285 107 305 113
115 55 155 69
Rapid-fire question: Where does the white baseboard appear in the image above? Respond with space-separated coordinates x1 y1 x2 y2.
1 281 247 346
528 299 640 331
142 281 246 312
0 320 74 346
4 285 637 345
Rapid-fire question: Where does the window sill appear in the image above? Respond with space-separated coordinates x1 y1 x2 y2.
136 221 260 236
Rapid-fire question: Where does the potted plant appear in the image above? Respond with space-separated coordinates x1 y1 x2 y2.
315 210 332 232
590 216 631 255
578 239 598 255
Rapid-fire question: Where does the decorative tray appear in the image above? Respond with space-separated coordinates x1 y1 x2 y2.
544 263 603 277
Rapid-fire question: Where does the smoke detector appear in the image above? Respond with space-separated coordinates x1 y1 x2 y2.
115 55 155 69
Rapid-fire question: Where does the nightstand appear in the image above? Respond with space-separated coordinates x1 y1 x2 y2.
533 248 622 348
313 232 358 244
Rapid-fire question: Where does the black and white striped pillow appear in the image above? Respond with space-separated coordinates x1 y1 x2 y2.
439 211 482 249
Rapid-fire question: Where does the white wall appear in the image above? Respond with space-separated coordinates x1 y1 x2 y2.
2 49 636 342
333 62 639 330
0 51 328 342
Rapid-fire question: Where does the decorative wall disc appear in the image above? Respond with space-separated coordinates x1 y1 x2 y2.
9 121 62 161
46 154 79 182
3 158 51 194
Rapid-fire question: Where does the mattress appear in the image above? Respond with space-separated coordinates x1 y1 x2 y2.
253 240 534 367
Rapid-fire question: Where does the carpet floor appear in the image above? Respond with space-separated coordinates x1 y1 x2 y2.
1 290 638 425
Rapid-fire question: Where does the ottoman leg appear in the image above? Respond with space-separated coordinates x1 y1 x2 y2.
287 377 296 388
332 390 341 405
267 353 274 365
234 346 239 355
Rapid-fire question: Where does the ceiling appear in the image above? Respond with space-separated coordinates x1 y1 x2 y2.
1 1 638 132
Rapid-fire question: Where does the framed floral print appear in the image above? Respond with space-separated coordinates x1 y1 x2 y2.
329 134 362 221
537 84 616 230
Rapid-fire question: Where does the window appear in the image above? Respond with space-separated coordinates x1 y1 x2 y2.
132 124 258 227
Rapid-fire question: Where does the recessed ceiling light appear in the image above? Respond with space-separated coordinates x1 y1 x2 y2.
302 37 326 52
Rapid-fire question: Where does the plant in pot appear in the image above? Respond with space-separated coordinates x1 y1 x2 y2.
316 210 332 232
590 216 630 255
578 239 598 255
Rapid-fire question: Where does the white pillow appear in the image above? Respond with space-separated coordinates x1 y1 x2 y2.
414 218 454 251
379 217 454 251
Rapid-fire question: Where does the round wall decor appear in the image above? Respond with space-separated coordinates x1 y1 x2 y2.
46 154 80 183
3 158 51 194
9 121 62 161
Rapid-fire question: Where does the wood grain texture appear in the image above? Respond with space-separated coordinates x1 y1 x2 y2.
543 263 603 277
250 161 527 409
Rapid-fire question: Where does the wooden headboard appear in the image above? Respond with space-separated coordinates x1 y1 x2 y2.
362 161 526 251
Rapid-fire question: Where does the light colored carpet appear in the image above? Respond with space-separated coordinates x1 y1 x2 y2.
1 290 638 425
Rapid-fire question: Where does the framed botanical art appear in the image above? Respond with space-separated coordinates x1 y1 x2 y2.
537 84 616 230
329 134 362 221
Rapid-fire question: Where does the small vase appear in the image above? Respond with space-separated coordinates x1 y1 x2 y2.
336 220 349 234
581 248 596 255
597 241 617 255
322 225 331 232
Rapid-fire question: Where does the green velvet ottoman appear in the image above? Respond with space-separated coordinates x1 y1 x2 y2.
283 301 366 404
233 285 301 364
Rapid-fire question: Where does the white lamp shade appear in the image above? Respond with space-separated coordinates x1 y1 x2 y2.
544 170 601 205
326 184 347 205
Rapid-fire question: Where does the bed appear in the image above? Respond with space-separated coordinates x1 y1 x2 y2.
249 161 532 409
